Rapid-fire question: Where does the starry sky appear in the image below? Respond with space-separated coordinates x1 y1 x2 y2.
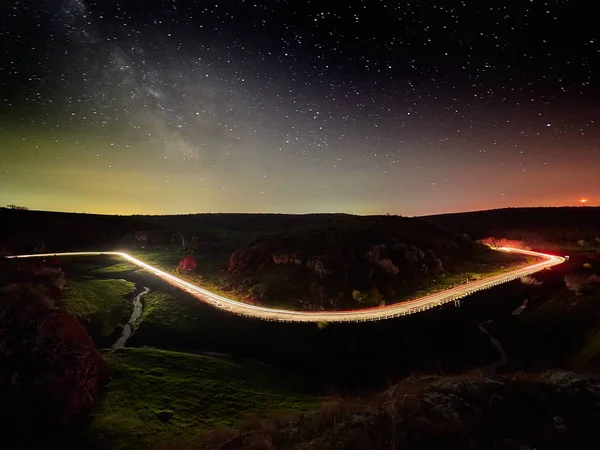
0 0 598 216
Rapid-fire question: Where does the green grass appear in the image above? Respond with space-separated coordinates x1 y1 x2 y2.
409 254 535 299
131 249 232 278
136 291 204 333
128 246 533 310
90 262 139 274
130 249 248 301
130 249 185 269
62 278 136 337
86 347 321 449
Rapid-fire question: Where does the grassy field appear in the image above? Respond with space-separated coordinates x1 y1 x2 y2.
86 347 321 450
410 255 538 299
135 290 205 335
91 262 139 274
127 245 533 312
129 248 253 303
62 278 136 340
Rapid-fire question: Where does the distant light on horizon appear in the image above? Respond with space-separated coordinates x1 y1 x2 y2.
580 198 589 205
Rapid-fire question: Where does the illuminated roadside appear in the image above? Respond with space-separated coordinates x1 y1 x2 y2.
5 248 565 323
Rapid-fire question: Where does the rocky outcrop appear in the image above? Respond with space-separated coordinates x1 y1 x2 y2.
272 252 303 265
222 216 502 309
0 283 109 424
204 371 600 450
228 243 273 272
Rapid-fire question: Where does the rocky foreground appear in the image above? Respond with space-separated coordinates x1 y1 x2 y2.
0 265 108 444
204 370 600 450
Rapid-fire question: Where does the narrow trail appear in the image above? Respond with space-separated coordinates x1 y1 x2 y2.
112 286 150 350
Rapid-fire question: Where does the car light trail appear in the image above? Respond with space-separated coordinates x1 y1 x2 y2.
5 248 565 323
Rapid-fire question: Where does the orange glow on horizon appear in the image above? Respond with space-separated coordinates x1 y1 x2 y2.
580 198 589 205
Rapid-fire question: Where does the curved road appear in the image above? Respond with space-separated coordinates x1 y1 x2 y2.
5 247 564 323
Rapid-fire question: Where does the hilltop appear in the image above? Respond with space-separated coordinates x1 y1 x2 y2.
0 207 349 254
222 215 527 310
0 208 529 311
423 206 600 250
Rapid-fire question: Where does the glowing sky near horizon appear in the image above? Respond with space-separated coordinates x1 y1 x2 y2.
0 0 598 216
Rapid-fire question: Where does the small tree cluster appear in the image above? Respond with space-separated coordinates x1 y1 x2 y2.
352 287 382 306
521 275 542 286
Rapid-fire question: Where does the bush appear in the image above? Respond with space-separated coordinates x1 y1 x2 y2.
317 321 329 330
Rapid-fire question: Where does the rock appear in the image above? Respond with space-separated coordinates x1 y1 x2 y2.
420 391 470 423
272 252 302 265
228 243 272 272
429 378 504 397
542 371 589 388
1 283 108 422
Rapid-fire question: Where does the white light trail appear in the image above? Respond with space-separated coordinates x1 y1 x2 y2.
5 248 565 323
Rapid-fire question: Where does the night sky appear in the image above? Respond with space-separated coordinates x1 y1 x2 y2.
1 0 598 216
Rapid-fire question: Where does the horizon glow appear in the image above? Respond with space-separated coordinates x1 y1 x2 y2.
1 1 598 215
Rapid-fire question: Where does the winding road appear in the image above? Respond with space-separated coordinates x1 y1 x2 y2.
5 247 564 323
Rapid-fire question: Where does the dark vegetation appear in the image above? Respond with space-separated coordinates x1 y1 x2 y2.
202 371 600 450
481 251 600 373
3 208 600 449
425 206 600 250
0 258 324 450
0 208 527 311
224 215 526 310
0 260 108 448
0 207 350 255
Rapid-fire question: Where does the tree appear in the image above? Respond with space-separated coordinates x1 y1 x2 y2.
317 321 329 330
521 275 542 286
352 287 382 306
176 256 197 273
135 231 148 248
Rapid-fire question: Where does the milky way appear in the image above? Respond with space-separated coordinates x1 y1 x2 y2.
0 0 598 215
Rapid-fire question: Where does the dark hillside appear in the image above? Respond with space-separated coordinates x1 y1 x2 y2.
423 207 600 248
0 207 350 254
203 370 600 450
224 215 526 310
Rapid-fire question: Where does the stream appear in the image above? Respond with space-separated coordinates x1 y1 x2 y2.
478 319 508 374
512 298 529 316
112 286 150 350
478 296 534 373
